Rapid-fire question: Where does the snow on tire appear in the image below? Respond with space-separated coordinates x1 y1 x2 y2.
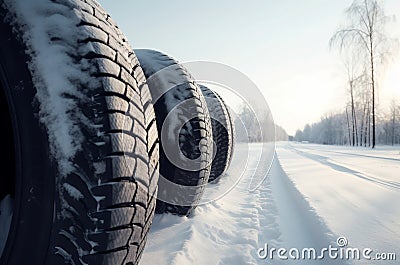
199 85 235 182
135 49 213 216
0 1 158 264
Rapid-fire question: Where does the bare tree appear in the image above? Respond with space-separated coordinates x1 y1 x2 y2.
345 107 352 145
336 49 366 146
294 101 400 146
294 112 349 145
390 98 397 145
344 55 360 146
353 71 371 146
330 0 392 148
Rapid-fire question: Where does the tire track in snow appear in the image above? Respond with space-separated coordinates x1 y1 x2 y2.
253 172 283 265
168 146 283 265
277 143 400 264
269 156 341 265
295 144 400 162
286 145 400 191
141 144 283 264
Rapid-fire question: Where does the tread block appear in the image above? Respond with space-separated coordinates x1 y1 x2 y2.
91 182 137 209
91 207 135 230
89 228 131 252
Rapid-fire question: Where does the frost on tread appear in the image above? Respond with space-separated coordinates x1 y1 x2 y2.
135 49 213 216
199 85 234 182
4 0 92 175
2 0 158 264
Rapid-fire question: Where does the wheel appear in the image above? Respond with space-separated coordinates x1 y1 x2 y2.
199 85 235 182
135 49 213 216
0 1 158 264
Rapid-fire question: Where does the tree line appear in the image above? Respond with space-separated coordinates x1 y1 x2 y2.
295 0 399 147
294 101 399 145
234 104 288 143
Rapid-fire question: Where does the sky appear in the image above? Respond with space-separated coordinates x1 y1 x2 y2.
98 0 400 135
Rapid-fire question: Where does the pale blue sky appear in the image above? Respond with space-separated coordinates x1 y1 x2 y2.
98 0 400 135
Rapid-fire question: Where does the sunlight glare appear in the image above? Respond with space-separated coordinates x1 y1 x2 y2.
382 58 400 99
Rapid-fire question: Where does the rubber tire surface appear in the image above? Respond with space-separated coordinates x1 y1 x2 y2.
216 89 235 176
199 85 234 182
135 49 212 216
0 1 158 265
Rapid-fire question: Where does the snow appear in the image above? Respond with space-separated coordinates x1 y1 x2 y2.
63 183 84 200
0 7 397 260
0 195 13 257
141 144 279 265
140 143 399 265
3 0 96 175
276 142 400 264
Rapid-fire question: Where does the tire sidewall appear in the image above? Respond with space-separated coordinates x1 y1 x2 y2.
0 8 55 265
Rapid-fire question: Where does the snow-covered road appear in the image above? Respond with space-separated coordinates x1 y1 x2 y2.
140 143 400 265
277 142 400 265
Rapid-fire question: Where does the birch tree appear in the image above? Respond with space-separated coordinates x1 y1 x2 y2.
330 0 392 148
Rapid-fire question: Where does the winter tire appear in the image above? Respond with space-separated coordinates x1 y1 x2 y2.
135 49 212 216
0 1 158 264
199 85 235 182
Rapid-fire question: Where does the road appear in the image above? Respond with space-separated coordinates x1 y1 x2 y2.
276 142 400 264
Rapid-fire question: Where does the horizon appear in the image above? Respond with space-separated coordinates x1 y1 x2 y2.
99 0 400 136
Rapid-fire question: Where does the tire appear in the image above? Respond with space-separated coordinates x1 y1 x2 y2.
199 85 235 182
219 90 235 174
226 102 235 169
0 1 158 265
135 49 212 216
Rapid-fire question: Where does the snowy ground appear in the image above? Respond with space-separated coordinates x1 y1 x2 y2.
140 142 400 265
276 142 400 264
